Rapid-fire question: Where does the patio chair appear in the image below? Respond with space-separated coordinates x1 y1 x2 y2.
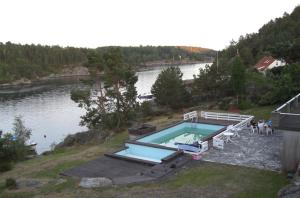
250 125 258 134
213 136 224 150
233 127 241 137
201 141 208 153
266 126 273 135
227 125 240 138
257 122 265 135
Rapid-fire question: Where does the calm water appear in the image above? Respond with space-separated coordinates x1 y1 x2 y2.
0 63 210 153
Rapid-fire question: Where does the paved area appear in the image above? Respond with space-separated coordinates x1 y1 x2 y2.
61 156 151 178
203 129 282 171
62 155 191 185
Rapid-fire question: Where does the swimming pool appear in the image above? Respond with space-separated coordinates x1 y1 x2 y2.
137 122 225 148
114 143 177 164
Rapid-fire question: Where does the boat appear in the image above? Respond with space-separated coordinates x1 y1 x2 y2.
25 141 37 152
138 93 154 100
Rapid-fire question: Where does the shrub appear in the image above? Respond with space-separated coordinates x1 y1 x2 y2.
140 101 153 117
5 178 17 190
0 162 13 172
237 100 254 110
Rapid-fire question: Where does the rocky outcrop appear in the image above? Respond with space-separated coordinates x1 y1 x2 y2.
0 66 90 88
55 130 110 149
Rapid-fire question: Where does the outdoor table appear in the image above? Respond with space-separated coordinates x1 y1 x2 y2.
223 132 234 143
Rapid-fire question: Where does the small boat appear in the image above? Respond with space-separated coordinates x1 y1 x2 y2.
138 93 154 100
26 141 37 152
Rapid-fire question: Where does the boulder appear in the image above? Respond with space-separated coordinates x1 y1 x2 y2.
79 177 113 188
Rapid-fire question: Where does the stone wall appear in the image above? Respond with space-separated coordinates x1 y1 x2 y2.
281 129 300 172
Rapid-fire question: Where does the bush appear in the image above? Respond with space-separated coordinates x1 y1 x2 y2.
237 100 254 110
5 178 17 190
140 101 153 117
0 162 13 172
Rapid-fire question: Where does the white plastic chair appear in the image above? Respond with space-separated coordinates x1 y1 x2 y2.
258 123 265 135
213 137 224 150
233 127 241 137
266 126 273 135
200 141 208 153
250 125 258 134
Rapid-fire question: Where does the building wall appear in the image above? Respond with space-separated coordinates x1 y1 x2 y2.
280 129 300 172
268 60 286 70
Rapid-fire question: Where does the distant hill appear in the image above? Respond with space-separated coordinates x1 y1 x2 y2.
177 46 213 53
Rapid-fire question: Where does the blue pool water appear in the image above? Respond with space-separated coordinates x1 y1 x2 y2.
138 122 224 148
115 143 176 163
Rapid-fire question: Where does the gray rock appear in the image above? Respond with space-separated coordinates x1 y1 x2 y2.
79 177 113 188
55 178 66 185
16 179 44 189
278 184 300 198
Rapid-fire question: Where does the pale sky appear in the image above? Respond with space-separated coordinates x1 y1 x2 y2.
0 0 299 50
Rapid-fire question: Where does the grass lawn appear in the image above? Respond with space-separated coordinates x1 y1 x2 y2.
241 105 276 120
0 105 289 197
0 161 288 198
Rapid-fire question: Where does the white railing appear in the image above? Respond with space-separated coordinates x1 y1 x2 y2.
275 93 300 112
200 111 254 150
200 111 252 122
234 116 254 130
183 111 198 121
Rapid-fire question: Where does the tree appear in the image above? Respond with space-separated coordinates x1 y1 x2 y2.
230 57 246 103
72 47 138 130
151 67 190 109
12 116 32 144
0 116 32 172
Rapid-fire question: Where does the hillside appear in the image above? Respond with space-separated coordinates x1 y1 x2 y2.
192 5 300 106
0 44 215 85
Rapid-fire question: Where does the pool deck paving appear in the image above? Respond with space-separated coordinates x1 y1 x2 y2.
202 128 282 171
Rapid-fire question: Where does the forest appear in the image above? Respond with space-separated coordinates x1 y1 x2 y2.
0 43 214 84
192 5 300 108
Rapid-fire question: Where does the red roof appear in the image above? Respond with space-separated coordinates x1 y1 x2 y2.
255 56 275 71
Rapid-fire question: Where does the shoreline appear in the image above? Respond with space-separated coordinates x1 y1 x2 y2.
137 60 211 72
0 62 212 95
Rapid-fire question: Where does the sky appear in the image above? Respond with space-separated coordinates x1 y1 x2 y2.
0 0 299 50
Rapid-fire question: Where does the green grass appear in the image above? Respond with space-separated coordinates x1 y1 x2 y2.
103 131 129 149
0 191 36 198
33 160 85 179
164 163 288 198
39 178 76 194
241 105 276 120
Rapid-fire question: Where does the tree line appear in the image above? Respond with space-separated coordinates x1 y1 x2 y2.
0 43 214 84
0 42 88 83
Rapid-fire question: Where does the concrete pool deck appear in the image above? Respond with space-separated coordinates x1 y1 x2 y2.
202 128 282 171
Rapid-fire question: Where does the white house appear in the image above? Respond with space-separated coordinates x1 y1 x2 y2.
255 56 286 74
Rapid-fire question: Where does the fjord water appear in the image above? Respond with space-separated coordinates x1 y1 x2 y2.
0 63 210 153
